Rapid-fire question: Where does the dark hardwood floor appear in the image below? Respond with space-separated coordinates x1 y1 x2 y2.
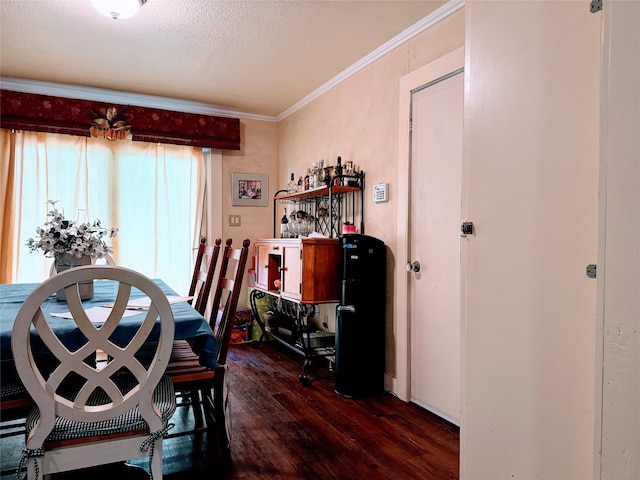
1 342 459 480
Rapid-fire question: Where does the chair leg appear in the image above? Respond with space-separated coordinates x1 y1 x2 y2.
199 373 230 464
190 390 204 428
202 388 215 430
213 368 231 465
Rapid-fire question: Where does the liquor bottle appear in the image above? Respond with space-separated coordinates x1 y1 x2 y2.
323 166 332 186
334 156 343 186
280 208 289 238
304 169 310 190
297 176 303 190
287 172 297 193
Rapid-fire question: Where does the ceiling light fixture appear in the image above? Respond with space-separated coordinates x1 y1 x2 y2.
90 0 148 20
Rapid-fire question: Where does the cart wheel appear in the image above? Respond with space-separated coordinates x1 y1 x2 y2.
298 374 310 386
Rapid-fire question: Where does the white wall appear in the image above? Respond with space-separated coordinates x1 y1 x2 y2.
461 2 601 479
594 1 640 478
278 9 465 377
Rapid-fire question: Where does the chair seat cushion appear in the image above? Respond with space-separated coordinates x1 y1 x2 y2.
25 375 176 442
1 360 28 400
1 379 27 400
166 340 215 378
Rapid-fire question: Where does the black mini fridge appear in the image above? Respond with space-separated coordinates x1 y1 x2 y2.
335 234 386 398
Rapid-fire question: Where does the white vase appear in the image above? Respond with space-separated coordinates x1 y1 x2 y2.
54 253 93 302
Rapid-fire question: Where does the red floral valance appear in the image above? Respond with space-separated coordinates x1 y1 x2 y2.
0 89 241 150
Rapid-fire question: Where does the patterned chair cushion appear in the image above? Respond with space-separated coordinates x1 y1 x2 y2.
1 360 27 399
25 375 176 442
1 380 27 400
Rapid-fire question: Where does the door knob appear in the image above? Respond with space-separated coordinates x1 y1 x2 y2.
406 261 420 273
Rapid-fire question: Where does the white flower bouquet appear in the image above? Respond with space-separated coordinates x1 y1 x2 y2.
26 200 118 259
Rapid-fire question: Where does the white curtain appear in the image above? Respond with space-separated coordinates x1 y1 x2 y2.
1 129 205 295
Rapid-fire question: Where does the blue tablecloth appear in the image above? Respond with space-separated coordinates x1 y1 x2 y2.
0 279 217 369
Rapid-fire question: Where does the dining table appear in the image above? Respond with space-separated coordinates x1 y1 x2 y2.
0 279 217 369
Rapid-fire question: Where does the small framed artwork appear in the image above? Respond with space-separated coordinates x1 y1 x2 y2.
231 172 269 207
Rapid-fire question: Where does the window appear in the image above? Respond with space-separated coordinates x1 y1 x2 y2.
2 129 204 294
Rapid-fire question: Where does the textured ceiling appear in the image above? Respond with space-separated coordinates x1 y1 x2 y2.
0 0 446 118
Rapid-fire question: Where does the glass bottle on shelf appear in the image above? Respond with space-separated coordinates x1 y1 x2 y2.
303 169 310 190
280 208 289 238
334 156 343 186
324 166 333 186
309 162 317 189
287 172 297 193
317 160 325 185
344 160 353 175
297 176 303 191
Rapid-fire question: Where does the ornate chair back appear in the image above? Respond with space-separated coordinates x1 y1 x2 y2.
12 265 175 479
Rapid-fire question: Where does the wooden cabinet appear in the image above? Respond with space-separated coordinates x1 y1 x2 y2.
254 237 339 304
252 237 340 384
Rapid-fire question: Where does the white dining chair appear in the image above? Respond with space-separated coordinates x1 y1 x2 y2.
12 265 175 480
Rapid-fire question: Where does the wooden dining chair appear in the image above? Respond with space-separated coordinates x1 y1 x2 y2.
165 238 250 464
188 237 222 315
168 236 222 414
12 265 176 480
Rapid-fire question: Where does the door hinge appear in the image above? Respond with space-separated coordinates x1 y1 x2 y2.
586 264 597 279
409 119 412 133
590 0 602 13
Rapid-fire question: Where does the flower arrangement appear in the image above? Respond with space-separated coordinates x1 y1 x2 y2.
26 200 118 259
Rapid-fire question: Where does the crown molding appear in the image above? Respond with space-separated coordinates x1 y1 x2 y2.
276 0 465 121
1 0 463 124
0 77 277 123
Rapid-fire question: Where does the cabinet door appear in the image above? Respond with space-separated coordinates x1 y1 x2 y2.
300 239 340 303
281 243 302 301
255 243 272 290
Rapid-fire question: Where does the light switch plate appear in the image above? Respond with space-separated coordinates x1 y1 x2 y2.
373 183 388 203
229 215 241 226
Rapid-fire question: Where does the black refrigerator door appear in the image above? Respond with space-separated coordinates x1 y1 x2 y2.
335 234 386 398
335 305 385 398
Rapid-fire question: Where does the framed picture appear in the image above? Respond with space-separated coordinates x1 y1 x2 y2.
231 172 269 207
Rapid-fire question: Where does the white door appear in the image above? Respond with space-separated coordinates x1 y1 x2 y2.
409 70 463 425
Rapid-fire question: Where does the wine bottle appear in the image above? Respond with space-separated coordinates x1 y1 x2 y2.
280 208 289 238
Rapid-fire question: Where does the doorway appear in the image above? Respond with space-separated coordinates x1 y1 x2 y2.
392 47 464 424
